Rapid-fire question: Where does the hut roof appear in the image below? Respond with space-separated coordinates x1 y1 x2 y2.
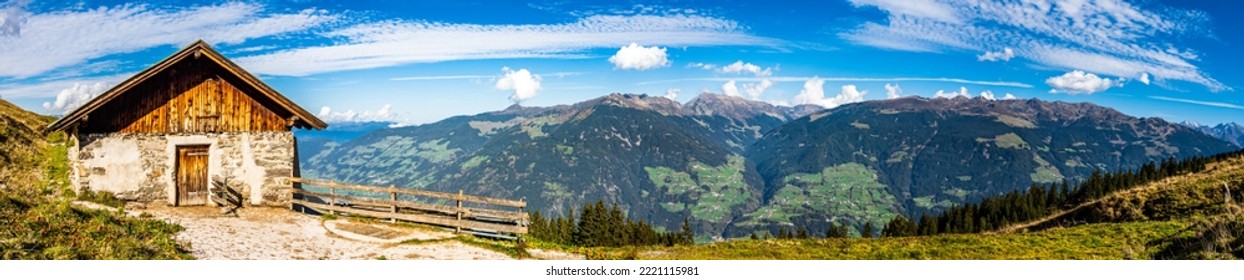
46 40 327 132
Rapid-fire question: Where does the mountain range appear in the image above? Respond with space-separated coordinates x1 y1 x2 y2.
296 93 1238 240
1179 121 1244 148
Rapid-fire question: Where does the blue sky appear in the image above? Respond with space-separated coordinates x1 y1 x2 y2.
0 0 1241 126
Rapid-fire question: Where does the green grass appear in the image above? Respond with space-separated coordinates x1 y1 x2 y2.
0 194 191 259
686 155 750 222
644 155 753 222
414 139 459 163
942 187 972 200
1031 166 1064 183
467 120 514 136
994 115 1037 129
644 166 697 195
460 155 489 170
660 202 685 213
555 144 574 156
520 116 562 139
913 195 957 211
0 117 191 260
739 163 897 230
886 151 908 163
993 133 1029 149
78 190 124 209
540 182 572 200
40 132 72 197
597 221 1189 260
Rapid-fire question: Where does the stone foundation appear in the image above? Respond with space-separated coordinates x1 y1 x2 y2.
69 131 295 206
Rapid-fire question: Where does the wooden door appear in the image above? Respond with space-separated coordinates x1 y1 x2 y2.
176 146 209 206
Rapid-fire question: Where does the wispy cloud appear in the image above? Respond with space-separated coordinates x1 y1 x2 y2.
236 14 781 76
390 71 580 82
639 76 1033 88
842 0 1228 91
0 0 31 37
0 2 334 79
0 72 131 99
1149 96 1244 111
390 75 493 81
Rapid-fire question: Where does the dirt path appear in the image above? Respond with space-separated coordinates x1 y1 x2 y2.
131 204 516 260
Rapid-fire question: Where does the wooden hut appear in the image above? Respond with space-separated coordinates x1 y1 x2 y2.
46 40 327 206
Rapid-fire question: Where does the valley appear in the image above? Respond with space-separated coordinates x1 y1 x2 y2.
296 93 1238 240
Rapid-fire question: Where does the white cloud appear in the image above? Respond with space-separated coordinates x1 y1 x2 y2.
848 0 959 23
842 0 1229 91
687 62 716 70
793 78 866 108
977 47 1014 62
1138 72 1151 85
390 75 491 81
722 80 740 97
1149 96 1244 111
317 104 406 123
719 60 772 76
1045 70 1116 94
741 78 773 100
0 2 334 78
663 88 680 100
934 87 970 99
884 83 902 99
638 76 1032 88
41 82 108 114
496 67 542 103
1002 93 1017 100
0 0 30 37
238 14 780 76
979 90 995 100
0 72 130 100
608 43 670 70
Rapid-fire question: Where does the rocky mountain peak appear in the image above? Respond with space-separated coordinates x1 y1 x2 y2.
686 92 820 121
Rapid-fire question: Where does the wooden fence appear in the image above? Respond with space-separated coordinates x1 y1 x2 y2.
288 177 528 235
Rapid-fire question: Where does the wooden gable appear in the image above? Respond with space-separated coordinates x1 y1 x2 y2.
46 41 327 134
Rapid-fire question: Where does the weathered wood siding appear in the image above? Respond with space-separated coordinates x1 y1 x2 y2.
80 57 289 134
176 145 209 206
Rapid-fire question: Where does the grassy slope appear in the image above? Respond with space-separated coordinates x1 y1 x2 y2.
539 152 1244 260
639 221 1185 260
0 99 190 259
0 99 54 188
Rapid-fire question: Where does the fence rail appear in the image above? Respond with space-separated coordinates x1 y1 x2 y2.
288 177 528 235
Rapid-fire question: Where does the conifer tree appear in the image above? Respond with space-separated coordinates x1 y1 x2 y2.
826 223 849 238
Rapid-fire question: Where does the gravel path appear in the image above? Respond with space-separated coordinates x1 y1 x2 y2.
135 204 515 260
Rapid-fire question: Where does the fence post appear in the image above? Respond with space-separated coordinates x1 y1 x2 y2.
456 190 463 234
329 184 336 215
519 198 526 225
390 184 397 223
292 178 304 214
